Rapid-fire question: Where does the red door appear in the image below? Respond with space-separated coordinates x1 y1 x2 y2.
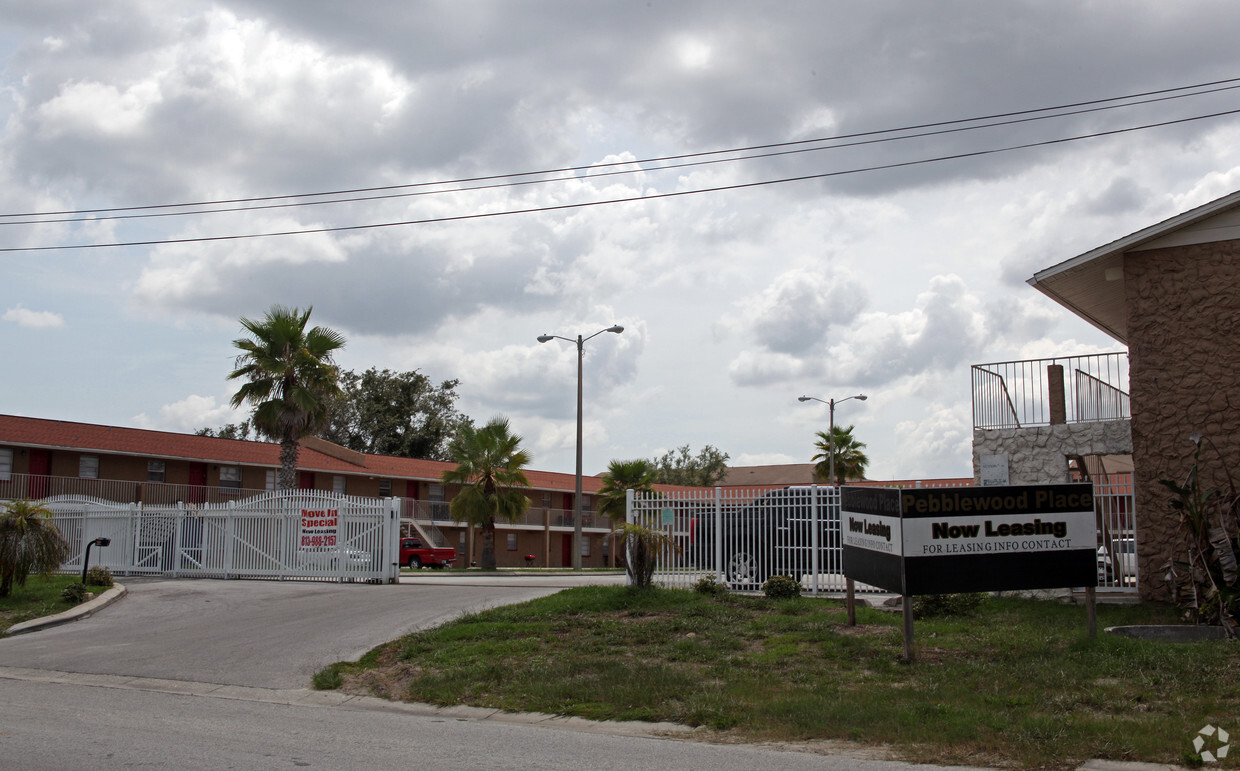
188 462 207 503
28 449 50 498
299 471 315 490
561 534 572 567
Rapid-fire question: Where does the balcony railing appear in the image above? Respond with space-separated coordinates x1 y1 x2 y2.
1 474 619 532
402 498 615 531
0 474 273 505
972 352 1130 430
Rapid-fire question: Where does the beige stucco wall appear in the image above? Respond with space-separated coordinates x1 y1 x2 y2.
972 421 1132 485
1125 238 1240 601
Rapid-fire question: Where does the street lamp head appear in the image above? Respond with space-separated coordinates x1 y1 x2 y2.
537 335 553 343
606 325 624 334
855 394 868 401
798 396 812 402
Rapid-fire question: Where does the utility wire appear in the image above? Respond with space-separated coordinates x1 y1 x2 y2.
2 75 1239 221
6 81 1240 227
4 107 1237 253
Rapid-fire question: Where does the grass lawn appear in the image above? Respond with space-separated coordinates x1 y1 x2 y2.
0 574 108 635
315 585 1238 769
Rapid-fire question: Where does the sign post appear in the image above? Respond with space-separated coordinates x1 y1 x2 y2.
842 484 1098 661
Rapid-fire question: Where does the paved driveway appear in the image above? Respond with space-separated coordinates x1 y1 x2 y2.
0 577 564 688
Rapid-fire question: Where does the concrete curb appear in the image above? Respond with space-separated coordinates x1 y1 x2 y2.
6 582 128 636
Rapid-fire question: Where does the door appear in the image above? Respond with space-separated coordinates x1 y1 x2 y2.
187 462 207 504
28 448 50 498
561 533 572 567
299 471 315 490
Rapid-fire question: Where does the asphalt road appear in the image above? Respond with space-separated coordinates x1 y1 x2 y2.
0 573 966 769
0 576 564 688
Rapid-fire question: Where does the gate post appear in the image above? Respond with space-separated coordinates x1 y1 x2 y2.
810 486 820 596
387 497 401 583
173 502 183 578
713 487 724 583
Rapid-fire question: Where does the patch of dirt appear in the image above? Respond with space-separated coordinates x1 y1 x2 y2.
338 644 425 701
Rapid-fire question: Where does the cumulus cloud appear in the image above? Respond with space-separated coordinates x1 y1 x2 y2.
2 306 64 328
133 394 240 433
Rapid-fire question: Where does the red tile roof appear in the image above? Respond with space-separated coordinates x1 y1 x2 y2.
0 414 604 493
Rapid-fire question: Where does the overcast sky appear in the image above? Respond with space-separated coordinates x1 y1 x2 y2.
3 1 1239 480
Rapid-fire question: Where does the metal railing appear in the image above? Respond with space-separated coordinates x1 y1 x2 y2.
402 498 616 531
972 352 1130 430
0 473 274 505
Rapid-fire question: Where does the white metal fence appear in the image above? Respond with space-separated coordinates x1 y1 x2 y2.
36 492 401 583
631 483 1138 594
628 486 879 595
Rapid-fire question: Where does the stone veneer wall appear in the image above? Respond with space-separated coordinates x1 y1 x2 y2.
1125 239 1240 602
972 421 1132 485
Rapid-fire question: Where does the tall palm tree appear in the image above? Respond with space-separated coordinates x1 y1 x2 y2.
228 305 347 491
442 417 532 570
597 458 658 568
0 499 71 597
811 425 870 486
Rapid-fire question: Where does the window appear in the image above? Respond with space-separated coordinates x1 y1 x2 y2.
147 460 166 483
219 466 242 492
459 531 466 546
541 492 552 509
580 537 591 557
265 470 276 492
507 533 517 551
379 479 392 497
333 475 346 495
602 537 609 558
0 448 12 481
79 455 99 479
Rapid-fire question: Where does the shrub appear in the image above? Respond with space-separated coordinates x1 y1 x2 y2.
693 574 729 597
84 565 114 587
911 593 986 618
762 574 802 599
1 499 72 598
61 582 90 604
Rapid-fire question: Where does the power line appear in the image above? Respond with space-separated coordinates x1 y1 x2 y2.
6 80 1240 228
4 107 1236 253
2 75 1239 222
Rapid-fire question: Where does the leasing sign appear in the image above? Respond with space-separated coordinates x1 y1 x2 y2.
842 484 1097 595
299 509 339 549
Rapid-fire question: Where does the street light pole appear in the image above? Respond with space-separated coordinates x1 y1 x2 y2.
538 325 624 570
798 393 868 486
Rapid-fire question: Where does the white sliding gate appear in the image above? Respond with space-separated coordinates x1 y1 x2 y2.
42 492 401 583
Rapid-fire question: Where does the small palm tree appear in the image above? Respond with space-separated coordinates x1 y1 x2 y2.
0 500 71 597
228 305 347 491
598 459 658 568
597 459 657 527
617 522 680 589
442 417 532 570
811 425 870 485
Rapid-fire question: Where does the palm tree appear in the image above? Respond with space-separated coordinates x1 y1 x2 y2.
597 459 657 527
228 305 347 491
811 425 870 485
0 499 71 597
597 459 658 568
442 417 532 570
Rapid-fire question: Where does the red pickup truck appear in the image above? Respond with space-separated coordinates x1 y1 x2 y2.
400 536 456 569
